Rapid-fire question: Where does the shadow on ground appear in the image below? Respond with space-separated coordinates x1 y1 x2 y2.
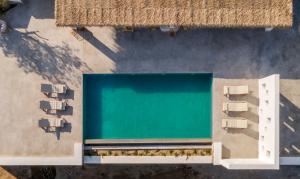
4 0 54 28
76 26 300 79
114 28 300 79
0 29 90 85
2 0 300 81
71 0 300 79
280 94 300 156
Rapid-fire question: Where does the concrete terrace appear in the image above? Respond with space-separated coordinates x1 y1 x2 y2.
0 0 300 159
213 79 259 158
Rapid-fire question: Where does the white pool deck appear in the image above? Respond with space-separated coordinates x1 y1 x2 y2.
0 57 260 165
213 79 259 159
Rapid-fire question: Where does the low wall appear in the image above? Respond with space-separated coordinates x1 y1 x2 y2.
280 157 300 165
220 159 275 170
84 156 212 164
0 143 82 165
84 144 212 164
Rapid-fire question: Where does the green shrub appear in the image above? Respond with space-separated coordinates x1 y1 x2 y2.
0 0 9 11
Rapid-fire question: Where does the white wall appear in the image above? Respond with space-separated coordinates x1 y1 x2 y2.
258 74 280 166
280 157 300 165
0 143 82 165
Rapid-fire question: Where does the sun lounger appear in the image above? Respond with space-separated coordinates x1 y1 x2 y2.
224 85 249 97
41 84 67 97
40 100 67 113
39 118 66 132
222 118 248 129
222 102 248 113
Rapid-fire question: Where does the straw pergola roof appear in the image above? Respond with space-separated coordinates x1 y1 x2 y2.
55 0 293 27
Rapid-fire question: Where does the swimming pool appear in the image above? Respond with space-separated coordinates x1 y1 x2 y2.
83 74 212 142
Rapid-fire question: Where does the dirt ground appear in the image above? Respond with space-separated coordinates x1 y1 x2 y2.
1 165 300 179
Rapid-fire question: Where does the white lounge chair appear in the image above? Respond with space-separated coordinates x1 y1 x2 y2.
40 100 67 113
39 118 66 132
41 84 67 97
222 118 248 129
224 85 249 97
223 102 248 113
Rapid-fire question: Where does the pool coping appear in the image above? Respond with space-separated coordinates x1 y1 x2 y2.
83 73 213 142
85 139 212 145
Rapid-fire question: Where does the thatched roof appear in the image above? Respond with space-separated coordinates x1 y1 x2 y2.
55 0 293 27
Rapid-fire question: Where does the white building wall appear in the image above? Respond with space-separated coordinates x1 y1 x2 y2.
258 74 280 165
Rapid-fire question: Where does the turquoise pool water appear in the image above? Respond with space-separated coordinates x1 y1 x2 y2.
83 74 212 140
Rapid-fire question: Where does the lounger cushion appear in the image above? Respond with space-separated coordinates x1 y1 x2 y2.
41 84 67 94
222 118 248 129
224 86 249 96
222 102 248 112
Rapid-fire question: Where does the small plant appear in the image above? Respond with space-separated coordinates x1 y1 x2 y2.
91 148 212 157
0 0 9 12
137 150 146 156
